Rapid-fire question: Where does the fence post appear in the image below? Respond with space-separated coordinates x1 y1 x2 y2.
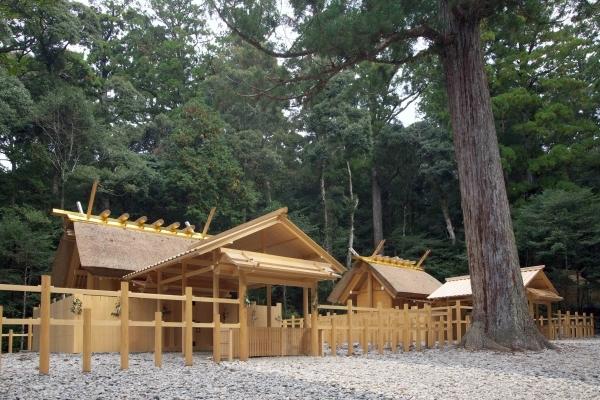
426 304 434 348
27 320 32 351
154 311 162 368
557 310 562 338
362 323 368 356
455 300 462 343
565 311 571 338
280 321 286 356
39 275 51 375
185 287 193 366
377 302 383 354
120 281 129 370
310 282 319 356
591 313 595 337
412 306 421 351
82 308 91 373
346 299 353 356
402 304 410 352
238 272 248 361
446 304 453 345
331 316 337 356
8 329 13 354
390 309 397 353
228 329 233 362
0 305 3 358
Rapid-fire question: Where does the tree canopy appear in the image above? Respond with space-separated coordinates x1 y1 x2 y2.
0 0 598 340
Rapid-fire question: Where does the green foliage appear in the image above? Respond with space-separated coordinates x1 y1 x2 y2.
0 0 598 319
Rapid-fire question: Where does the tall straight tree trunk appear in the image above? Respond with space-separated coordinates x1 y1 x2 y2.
346 161 359 269
440 1 548 350
440 196 456 245
371 167 384 246
320 166 331 253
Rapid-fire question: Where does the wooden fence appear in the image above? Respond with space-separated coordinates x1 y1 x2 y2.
283 300 596 355
0 275 242 375
313 301 473 355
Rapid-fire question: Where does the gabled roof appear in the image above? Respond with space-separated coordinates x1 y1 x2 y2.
327 256 442 304
50 215 202 286
124 208 345 280
427 265 563 302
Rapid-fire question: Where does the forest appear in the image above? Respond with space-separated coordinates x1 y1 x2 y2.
0 0 599 322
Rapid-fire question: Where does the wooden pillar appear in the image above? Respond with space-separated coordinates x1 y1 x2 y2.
446 304 453 344
238 272 249 361
302 287 309 328
331 316 337 356
154 311 162 367
120 281 129 370
213 268 221 363
8 329 13 353
310 282 319 356
185 286 193 366
266 284 272 328
39 275 51 375
377 302 383 354
156 270 162 312
347 299 354 356
82 308 91 372
86 271 95 290
181 262 186 355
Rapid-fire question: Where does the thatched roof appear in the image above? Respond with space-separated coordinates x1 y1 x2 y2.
75 222 200 275
427 265 563 302
327 258 442 304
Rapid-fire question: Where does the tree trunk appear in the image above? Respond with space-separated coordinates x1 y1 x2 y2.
320 167 331 253
440 196 456 245
440 1 549 350
371 167 384 246
346 161 359 269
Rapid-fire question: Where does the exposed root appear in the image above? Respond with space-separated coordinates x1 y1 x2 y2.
459 321 556 352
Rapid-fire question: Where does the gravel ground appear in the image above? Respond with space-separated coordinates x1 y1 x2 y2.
1 338 599 400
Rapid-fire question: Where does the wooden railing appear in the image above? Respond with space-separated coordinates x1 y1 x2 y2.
313 301 472 355
0 275 243 375
311 300 595 355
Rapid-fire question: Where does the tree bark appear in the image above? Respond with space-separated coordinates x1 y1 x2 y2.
320 166 331 253
440 196 456 245
371 167 384 246
440 1 549 350
346 161 359 268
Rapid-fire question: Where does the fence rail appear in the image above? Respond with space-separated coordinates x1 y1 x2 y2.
0 275 243 375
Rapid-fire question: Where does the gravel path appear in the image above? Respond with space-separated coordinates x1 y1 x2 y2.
1 339 599 399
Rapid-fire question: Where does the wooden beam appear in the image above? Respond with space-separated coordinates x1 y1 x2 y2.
310 282 319 356
120 281 129 370
160 264 214 285
416 249 431 269
371 239 386 257
238 272 249 361
202 207 217 237
303 287 309 328
39 276 50 375
86 179 99 219
213 265 221 363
